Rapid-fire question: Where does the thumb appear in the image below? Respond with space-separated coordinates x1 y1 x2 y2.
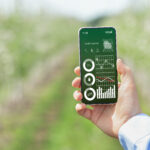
117 59 134 83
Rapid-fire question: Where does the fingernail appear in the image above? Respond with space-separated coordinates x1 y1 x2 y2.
118 58 122 61
75 91 80 98
74 67 78 72
76 103 82 110
72 80 75 86
74 91 79 98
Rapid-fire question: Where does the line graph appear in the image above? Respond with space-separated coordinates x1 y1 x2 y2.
96 76 115 83
95 55 114 70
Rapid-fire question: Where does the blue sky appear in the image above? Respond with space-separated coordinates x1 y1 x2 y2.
0 0 149 20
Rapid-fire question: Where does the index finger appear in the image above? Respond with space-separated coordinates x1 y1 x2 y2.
74 66 80 76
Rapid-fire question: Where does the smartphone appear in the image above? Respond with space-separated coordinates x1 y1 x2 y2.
79 27 118 104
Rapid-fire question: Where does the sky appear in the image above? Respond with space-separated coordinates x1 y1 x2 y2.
0 0 149 21
43 0 130 20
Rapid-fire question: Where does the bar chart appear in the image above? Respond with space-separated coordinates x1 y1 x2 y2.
96 85 116 99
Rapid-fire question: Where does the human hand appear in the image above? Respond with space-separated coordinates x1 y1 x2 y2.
72 59 141 138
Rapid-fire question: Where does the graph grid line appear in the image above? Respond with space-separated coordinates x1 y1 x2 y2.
95 55 116 99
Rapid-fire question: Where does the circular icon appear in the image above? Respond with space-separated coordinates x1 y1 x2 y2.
84 73 95 86
83 59 95 72
84 88 96 101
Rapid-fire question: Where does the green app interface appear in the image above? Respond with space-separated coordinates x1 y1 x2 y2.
79 27 118 104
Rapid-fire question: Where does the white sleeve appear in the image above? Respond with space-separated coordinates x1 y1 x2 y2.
118 113 150 150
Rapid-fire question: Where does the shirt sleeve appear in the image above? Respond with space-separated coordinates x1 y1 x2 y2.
118 113 150 150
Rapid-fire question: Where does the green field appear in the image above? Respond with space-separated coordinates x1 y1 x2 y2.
0 9 150 150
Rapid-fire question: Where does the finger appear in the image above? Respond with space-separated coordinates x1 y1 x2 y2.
117 59 134 83
73 90 82 101
72 77 81 88
75 103 93 120
74 66 80 76
118 82 121 88
117 59 126 75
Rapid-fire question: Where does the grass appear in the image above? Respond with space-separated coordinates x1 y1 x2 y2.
7 67 69 150
0 14 84 100
0 8 150 150
7 51 122 150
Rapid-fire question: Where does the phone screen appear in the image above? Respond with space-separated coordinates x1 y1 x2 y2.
79 27 118 104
